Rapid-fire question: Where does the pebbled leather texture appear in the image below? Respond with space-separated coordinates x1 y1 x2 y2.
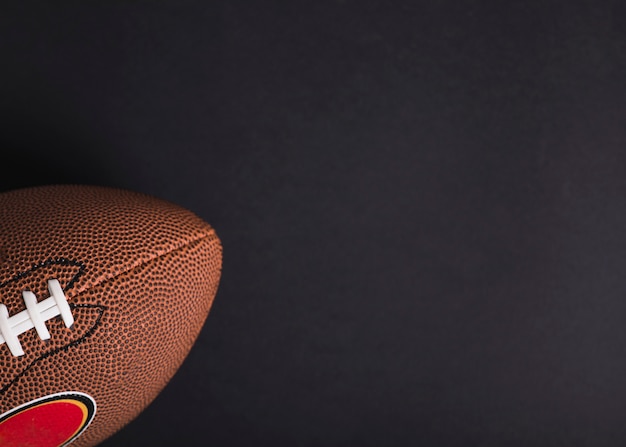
0 185 222 447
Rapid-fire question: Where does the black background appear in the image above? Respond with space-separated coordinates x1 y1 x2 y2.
3 2 626 446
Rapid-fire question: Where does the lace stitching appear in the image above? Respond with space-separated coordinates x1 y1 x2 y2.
0 279 74 357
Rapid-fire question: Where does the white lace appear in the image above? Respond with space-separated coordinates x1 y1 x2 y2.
0 279 74 357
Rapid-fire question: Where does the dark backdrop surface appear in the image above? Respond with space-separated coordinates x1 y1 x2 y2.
2 2 626 446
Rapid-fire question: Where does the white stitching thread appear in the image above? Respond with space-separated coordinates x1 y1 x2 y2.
0 279 74 357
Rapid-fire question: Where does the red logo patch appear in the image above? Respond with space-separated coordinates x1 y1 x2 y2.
0 392 96 447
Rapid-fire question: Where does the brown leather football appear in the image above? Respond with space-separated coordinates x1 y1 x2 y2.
0 184 222 447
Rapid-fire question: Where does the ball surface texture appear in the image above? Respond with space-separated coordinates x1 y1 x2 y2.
0 184 222 447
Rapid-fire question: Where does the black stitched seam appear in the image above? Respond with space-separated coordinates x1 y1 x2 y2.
0 258 85 292
0 303 106 395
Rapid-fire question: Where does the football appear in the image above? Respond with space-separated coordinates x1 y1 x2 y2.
0 185 222 447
